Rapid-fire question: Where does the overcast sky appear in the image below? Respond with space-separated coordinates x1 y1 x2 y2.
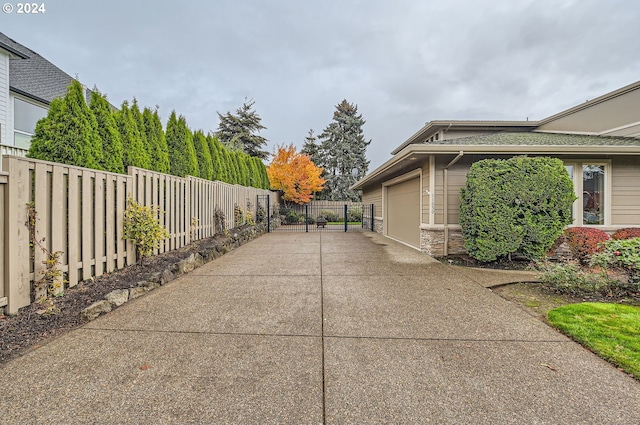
2 0 639 169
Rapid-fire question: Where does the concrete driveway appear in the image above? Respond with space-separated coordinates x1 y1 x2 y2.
1 232 638 424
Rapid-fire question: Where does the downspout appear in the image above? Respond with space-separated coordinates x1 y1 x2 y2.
443 151 464 256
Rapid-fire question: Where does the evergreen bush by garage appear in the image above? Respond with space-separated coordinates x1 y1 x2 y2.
459 156 576 262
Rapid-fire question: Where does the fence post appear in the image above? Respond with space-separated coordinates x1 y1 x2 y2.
4 158 31 314
344 204 348 232
305 204 309 233
267 194 271 233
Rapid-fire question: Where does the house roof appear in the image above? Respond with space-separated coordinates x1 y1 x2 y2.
426 131 640 147
351 131 640 190
390 120 538 155
0 32 76 104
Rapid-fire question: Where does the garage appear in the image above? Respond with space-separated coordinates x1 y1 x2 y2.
385 176 421 248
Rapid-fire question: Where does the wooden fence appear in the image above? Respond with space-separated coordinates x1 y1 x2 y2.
1 156 277 314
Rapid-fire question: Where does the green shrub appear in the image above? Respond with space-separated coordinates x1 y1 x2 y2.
123 197 169 264
534 261 610 294
319 210 339 222
460 156 576 262
590 237 640 284
348 208 363 222
564 227 610 263
284 209 302 224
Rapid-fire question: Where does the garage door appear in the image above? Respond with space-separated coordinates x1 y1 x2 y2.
386 177 420 248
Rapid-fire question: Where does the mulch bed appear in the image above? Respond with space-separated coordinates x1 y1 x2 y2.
0 232 234 365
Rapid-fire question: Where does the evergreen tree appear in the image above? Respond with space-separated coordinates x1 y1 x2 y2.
216 98 269 159
166 111 198 177
317 100 370 201
207 134 223 181
89 88 124 173
252 156 270 189
142 107 170 174
28 79 103 170
115 100 150 170
239 153 252 186
301 129 321 163
193 129 213 180
219 147 233 183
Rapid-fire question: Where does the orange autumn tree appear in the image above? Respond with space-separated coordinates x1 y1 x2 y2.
267 144 326 204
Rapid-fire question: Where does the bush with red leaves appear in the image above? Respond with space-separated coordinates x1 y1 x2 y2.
611 228 640 240
564 227 610 262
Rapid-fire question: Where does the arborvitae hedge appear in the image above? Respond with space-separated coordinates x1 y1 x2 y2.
193 130 213 180
142 107 170 174
116 100 150 170
89 89 124 173
28 79 103 170
459 156 576 262
166 111 198 178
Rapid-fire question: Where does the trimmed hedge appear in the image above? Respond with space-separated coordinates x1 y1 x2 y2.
460 156 576 262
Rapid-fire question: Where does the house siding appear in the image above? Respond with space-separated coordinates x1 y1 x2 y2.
537 88 640 136
611 156 640 225
0 51 8 145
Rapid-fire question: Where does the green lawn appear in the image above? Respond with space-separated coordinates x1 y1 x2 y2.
547 302 640 378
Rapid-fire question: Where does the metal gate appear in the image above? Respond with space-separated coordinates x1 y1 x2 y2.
257 195 374 233
273 202 374 232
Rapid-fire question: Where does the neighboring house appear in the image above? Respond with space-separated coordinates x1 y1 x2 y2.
0 32 91 165
352 81 640 256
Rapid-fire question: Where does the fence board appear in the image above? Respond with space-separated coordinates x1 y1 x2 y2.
4 158 31 313
51 166 65 294
67 168 80 287
105 175 115 273
94 172 105 277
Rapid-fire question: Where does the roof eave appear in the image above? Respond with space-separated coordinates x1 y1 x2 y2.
352 143 640 190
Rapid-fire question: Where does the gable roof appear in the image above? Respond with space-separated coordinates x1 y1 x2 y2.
0 32 76 104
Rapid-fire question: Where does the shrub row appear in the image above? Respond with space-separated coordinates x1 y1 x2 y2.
28 80 270 189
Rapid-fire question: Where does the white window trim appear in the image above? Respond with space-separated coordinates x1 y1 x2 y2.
564 159 611 226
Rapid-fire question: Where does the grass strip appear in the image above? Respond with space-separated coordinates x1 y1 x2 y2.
547 302 640 378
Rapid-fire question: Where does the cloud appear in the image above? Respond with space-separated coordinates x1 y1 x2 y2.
2 0 638 169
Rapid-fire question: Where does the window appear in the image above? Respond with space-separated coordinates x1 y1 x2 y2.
564 161 609 226
13 97 47 147
582 164 605 225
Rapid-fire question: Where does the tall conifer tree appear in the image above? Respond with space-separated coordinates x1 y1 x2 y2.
216 99 269 159
28 79 103 170
316 100 370 201
166 111 198 177
193 129 213 180
142 107 170 173
89 89 124 173
115 100 150 170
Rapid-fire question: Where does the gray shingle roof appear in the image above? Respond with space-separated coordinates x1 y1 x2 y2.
428 131 640 147
0 32 75 104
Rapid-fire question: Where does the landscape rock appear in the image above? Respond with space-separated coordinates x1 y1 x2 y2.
81 300 112 321
105 289 129 307
141 281 161 291
128 287 148 300
159 269 174 285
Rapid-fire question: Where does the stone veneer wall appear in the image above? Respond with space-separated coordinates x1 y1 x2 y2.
420 226 466 257
373 217 383 234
